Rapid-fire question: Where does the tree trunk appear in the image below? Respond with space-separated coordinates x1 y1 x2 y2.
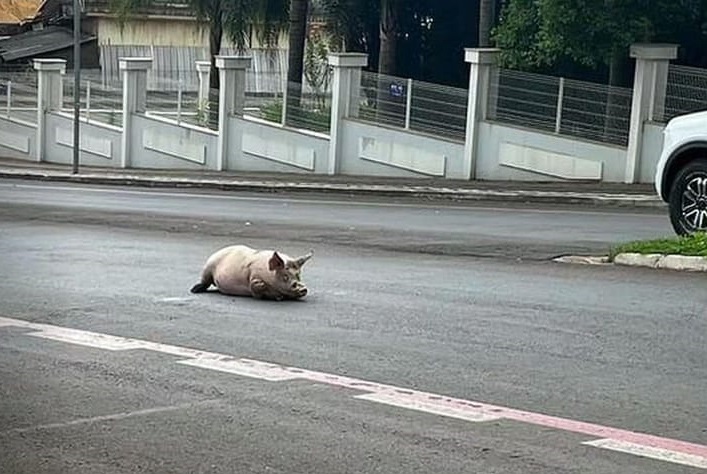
377 0 397 75
603 49 630 143
478 0 494 47
376 0 399 122
208 16 223 128
286 0 309 125
209 25 222 90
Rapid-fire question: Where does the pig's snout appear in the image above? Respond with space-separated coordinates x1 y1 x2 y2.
292 281 308 298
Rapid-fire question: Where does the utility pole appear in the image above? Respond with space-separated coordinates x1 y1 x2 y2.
72 0 81 174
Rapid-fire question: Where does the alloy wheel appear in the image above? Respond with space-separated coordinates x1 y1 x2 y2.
681 175 707 231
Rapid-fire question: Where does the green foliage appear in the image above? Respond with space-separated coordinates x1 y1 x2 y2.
108 0 288 52
260 100 332 133
195 99 211 126
493 0 707 72
316 0 380 52
491 0 543 70
260 100 283 123
303 31 333 108
610 232 707 260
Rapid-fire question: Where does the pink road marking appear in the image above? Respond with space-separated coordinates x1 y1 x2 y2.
2 316 705 464
295 368 707 459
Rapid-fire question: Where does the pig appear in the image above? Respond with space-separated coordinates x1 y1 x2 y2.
190 244 313 301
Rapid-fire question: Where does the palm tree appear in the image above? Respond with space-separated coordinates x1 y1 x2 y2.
109 0 288 91
286 0 309 110
478 0 494 47
377 0 399 76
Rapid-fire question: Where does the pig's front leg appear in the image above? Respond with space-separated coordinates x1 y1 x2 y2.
249 278 284 301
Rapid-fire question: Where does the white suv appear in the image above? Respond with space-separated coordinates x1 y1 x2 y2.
655 110 707 235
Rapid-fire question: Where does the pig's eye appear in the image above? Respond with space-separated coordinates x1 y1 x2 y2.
282 274 290 282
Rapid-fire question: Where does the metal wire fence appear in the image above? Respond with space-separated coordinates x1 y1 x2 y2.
0 66 39 123
62 74 124 127
355 71 468 141
488 68 633 147
245 80 332 134
664 64 707 122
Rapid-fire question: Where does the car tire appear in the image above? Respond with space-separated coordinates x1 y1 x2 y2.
668 159 707 235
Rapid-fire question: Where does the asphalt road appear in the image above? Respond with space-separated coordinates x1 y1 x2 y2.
0 179 705 473
0 179 674 260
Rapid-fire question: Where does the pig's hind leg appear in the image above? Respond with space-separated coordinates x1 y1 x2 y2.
190 270 214 293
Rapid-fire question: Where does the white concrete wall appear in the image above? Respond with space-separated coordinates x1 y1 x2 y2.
227 116 330 173
0 117 36 161
338 119 466 178
44 113 122 167
129 114 218 170
477 122 627 182
639 122 666 184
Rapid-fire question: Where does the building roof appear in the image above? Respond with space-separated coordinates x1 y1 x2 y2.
0 0 45 25
0 25 95 62
84 0 195 18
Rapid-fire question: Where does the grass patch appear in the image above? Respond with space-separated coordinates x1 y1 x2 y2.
260 100 332 134
609 232 707 260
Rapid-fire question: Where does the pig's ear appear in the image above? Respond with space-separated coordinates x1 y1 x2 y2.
268 251 285 271
295 250 313 267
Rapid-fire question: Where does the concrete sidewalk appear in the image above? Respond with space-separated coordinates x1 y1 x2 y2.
0 158 664 208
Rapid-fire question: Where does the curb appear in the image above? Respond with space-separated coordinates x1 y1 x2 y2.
613 252 707 272
0 169 666 208
554 253 707 272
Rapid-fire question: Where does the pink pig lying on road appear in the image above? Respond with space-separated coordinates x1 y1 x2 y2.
190 244 313 301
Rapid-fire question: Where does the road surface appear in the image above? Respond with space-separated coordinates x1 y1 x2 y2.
0 179 705 473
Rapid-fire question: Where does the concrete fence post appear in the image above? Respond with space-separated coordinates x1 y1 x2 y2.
624 43 678 184
33 58 66 162
327 52 368 176
215 56 252 171
462 48 500 180
195 60 211 117
119 57 152 169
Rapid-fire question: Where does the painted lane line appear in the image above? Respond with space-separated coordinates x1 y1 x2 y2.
355 392 502 423
0 400 221 436
158 297 195 303
1 316 705 469
177 358 301 382
583 438 707 470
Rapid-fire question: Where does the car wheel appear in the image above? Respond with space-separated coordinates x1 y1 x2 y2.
668 159 707 235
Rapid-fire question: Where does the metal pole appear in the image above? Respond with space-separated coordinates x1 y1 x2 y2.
405 78 412 129
177 80 182 123
555 77 565 134
72 0 81 174
85 80 91 121
6 80 11 117
281 78 288 126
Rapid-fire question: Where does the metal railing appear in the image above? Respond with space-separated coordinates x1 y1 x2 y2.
62 74 124 127
489 68 633 147
0 67 39 123
664 64 707 122
245 80 333 134
355 71 469 142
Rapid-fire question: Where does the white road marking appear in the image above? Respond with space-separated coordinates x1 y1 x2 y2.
1 315 705 470
0 400 221 435
355 392 501 423
583 438 707 470
0 181 656 217
177 357 301 382
158 297 195 304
